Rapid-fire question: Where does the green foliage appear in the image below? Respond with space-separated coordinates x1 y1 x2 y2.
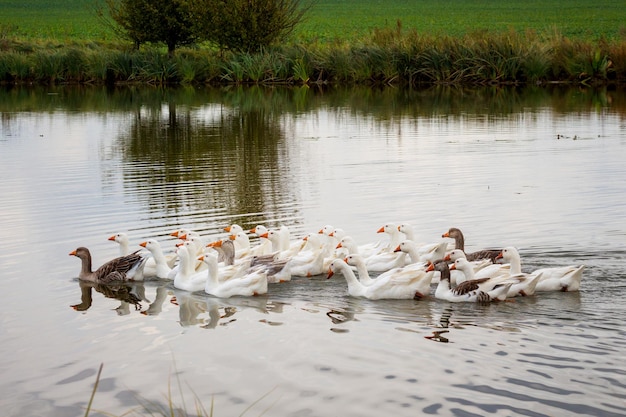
100 0 197 54
188 0 312 52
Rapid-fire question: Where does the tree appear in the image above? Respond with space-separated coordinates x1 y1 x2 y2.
188 0 312 52
98 0 197 55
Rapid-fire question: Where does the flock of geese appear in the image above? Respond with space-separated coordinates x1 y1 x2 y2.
69 224 585 303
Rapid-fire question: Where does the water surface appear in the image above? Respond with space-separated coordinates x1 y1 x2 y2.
0 85 625 416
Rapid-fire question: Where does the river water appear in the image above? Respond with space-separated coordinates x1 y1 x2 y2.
0 85 625 416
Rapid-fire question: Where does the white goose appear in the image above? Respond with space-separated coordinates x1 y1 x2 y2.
260 229 306 260
377 222 407 251
108 232 147 280
223 224 246 253
496 247 584 292
394 239 450 264
344 254 434 298
338 234 407 273
327 258 430 300
173 242 208 292
229 231 273 258
336 235 386 259
282 232 328 277
138 239 176 279
202 252 268 298
428 261 512 303
398 223 455 253
450 257 541 298
443 249 502 285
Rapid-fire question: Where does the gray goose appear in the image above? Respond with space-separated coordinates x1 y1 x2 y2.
442 227 502 263
69 246 146 284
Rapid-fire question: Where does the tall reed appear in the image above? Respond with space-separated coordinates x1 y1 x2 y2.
0 29 624 86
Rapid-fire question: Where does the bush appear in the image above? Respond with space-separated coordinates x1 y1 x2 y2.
99 0 197 55
188 0 312 52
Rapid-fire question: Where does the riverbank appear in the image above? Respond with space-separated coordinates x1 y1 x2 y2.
1 29 624 86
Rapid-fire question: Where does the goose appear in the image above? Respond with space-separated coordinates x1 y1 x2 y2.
281 232 328 277
338 234 407 272
377 222 407 251
428 261 512 303
442 249 500 286
260 229 306 260
249 225 269 237
394 239 450 264
172 242 208 292
327 258 429 300
205 239 270 282
450 257 541 297
318 225 341 255
229 231 273 258
69 247 146 284
496 247 584 292
108 232 133 256
344 254 434 298
442 227 502 263
336 235 386 259
202 252 268 298
398 223 455 253
223 224 247 254
138 239 175 279
224 224 244 235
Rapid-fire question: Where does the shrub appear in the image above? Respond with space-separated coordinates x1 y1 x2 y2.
188 0 312 52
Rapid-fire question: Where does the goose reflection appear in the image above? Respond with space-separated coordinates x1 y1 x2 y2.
425 306 455 343
202 296 274 329
70 280 145 314
170 290 207 327
140 284 170 316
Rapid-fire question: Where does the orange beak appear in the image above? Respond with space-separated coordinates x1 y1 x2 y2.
443 253 451 261
394 245 401 252
336 242 343 249
496 252 503 260
139 241 147 248
224 226 231 232
327 269 334 279
426 262 434 272
259 232 269 238
179 233 187 240
69 249 77 256
170 231 179 237
449 264 457 270
442 231 450 238
107 235 116 241
377 226 384 233
229 234 236 240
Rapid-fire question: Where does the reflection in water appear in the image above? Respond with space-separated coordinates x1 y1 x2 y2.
109 86 304 235
3 84 626 417
71 280 145 314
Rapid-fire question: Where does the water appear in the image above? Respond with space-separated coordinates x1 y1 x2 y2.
0 85 625 416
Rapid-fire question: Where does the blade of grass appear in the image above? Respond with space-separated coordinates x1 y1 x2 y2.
84 363 104 417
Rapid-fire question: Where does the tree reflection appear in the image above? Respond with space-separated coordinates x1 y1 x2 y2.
112 86 299 221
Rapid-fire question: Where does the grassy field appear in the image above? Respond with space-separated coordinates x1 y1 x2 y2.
1 0 624 85
1 0 625 42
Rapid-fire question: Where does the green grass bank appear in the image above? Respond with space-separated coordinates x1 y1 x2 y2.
1 0 625 86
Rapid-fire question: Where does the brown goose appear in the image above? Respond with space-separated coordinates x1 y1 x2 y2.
69 247 146 284
442 227 502 263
